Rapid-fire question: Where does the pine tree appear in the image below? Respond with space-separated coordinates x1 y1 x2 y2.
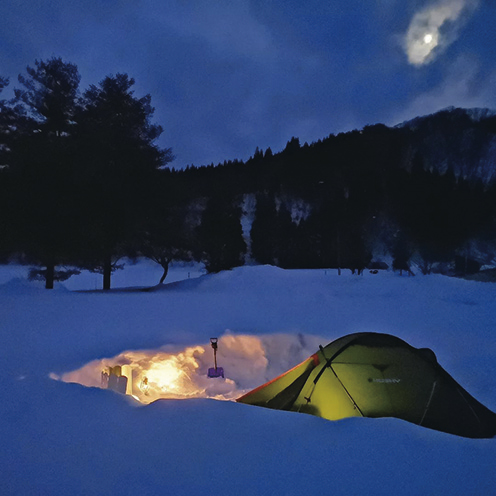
197 195 246 273
10 58 81 288
250 193 278 265
392 231 414 275
275 203 298 268
75 73 172 289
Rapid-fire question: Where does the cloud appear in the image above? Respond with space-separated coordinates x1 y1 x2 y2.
390 55 496 125
153 0 278 63
404 0 479 66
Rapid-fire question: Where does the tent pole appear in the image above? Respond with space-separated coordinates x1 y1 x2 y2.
419 380 437 426
303 345 364 416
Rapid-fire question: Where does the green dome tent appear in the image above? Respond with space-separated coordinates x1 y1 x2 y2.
237 333 496 438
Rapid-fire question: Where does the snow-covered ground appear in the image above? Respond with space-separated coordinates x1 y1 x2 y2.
1 263 495 495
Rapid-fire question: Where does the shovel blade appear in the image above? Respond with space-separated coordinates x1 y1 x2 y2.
207 367 224 378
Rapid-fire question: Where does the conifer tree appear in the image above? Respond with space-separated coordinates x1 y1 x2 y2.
197 195 246 273
10 58 81 288
250 193 278 265
76 73 172 289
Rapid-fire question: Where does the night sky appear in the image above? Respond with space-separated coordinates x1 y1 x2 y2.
1 0 495 168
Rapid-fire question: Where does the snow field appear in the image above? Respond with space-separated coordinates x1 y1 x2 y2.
1 263 496 495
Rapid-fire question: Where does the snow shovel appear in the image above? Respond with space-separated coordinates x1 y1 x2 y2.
207 337 224 378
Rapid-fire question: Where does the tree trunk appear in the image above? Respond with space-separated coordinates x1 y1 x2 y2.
45 263 55 290
159 260 170 284
103 254 112 290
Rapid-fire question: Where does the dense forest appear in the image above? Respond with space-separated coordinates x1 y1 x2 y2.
2 57 496 289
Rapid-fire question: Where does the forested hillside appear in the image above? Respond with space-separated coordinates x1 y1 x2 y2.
2 57 496 288
176 108 496 276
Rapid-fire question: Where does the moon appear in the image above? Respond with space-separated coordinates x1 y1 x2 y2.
423 33 433 44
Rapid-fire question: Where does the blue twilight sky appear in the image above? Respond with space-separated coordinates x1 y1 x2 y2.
1 0 495 168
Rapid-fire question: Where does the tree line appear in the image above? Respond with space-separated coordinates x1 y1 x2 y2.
0 57 251 288
177 118 496 277
0 57 174 288
2 57 496 289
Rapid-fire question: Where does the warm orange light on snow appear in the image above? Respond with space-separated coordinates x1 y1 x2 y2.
58 342 239 404
145 359 183 390
54 333 324 405
98 346 217 404
130 349 208 403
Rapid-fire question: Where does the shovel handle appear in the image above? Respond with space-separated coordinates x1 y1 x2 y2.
210 338 218 370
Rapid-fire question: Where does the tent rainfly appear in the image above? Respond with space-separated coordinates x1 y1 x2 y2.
237 332 496 438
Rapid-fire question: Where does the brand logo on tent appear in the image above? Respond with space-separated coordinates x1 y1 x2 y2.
368 378 401 384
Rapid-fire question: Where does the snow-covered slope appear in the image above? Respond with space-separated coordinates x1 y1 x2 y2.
1 264 495 495
395 106 496 130
395 107 496 182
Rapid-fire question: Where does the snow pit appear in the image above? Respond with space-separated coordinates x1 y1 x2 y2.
55 332 323 404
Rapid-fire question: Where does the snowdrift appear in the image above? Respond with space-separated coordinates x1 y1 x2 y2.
1 264 496 495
